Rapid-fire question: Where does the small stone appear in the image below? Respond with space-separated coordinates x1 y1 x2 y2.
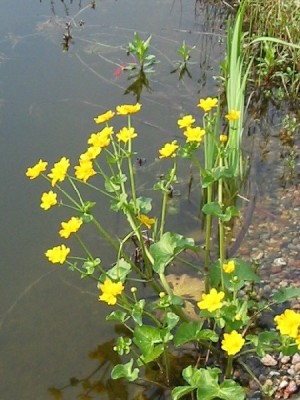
292 354 300 364
273 257 287 267
249 379 260 391
252 251 264 261
279 380 289 389
294 363 300 373
281 356 291 364
261 354 278 366
287 367 295 376
283 380 298 398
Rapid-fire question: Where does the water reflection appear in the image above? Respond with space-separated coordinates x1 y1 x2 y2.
0 0 231 398
40 0 96 16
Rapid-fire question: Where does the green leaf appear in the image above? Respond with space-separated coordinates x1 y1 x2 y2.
164 312 180 330
202 202 223 217
197 329 219 342
131 299 145 326
110 193 128 211
106 310 129 323
136 196 152 214
218 380 245 400
140 343 164 364
272 287 300 303
174 322 203 346
107 258 131 282
209 259 260 290
150 232 196 273
111 359 139 382
172 386 195 400
133 325 162 355
105 179 120 193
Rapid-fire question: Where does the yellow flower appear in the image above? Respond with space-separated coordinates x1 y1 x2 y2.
197 288 225 312
74 160 96 182
48 157 70 187
26 159 48 179
178 115 195 129
159 140 179 159
116 103 142 115
88 126 114 148
59 217 83 239
221 330 245 356
94 110 115 124
116 127 137 143
80 147 101 161
274 309 300 339
138 214 155 229
223 260 235 274
184 126 206 143
220 134 228 144
40 191 58 210
197 97 218 113
45 244 70 264
99 278 124 305
225 110 240 121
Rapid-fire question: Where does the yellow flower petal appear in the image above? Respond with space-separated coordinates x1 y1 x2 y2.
48 157 70 187
116 103 141 115
197 97 218 113
99 278 124 305
26 159 48 179
94 110 115 124
225 110 240 122
59 217 83 239
138 214 155 229
116 127 137 143
178 115 195 129
40 191 57 210
197 288 225 312
159 140 179 159
221 330 245 356
45 244 70 264
274 309 300 339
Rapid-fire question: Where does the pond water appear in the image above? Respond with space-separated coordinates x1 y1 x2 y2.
0 1 299 399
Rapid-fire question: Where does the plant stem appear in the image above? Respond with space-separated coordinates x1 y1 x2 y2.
225 356 233 379
218 155 225 291
204 183 212 293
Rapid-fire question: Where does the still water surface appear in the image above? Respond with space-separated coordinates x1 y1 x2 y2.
0 1 227 398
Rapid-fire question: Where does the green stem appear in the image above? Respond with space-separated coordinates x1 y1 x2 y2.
127 115 137 213
225 356 233 379
204 183 212 293
159 161 177 239
91 217 119 252
218 155 225 291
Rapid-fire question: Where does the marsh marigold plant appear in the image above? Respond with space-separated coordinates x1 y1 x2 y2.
26 98 300 400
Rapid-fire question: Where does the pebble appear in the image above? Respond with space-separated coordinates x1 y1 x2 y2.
273 257 287 267
261 354 278 367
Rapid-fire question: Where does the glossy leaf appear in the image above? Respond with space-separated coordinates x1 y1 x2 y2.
111 359 139 382
150 232 197 273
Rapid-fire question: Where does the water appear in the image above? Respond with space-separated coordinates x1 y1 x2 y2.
0 1 228 398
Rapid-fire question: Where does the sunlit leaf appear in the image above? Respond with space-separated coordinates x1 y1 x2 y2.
150 232 197 273
111 359 139 382
107 258 131 282
172 386 194 400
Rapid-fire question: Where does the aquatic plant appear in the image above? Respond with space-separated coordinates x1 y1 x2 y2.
27 98 300 399
245 0 300 100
